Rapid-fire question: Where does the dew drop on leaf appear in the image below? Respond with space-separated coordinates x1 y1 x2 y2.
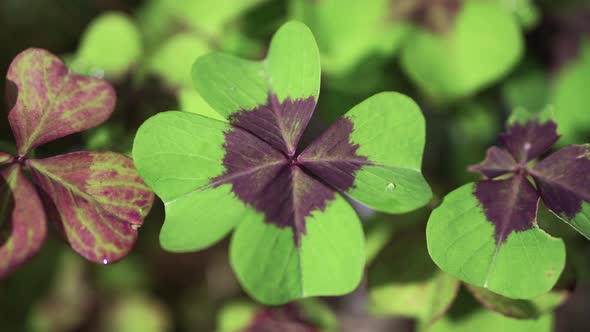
89 67 105 78
386 183 396 191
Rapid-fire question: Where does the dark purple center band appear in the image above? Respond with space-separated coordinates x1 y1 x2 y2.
211 94 368 245
470 120 590 244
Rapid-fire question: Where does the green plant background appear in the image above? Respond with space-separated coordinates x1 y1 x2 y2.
0 0 589 331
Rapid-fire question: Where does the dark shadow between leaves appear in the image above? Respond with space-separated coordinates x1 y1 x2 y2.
35 186 64 242
368 225 437 288
445 287 484 321
465 284 541 319
5 79 18 113
0 175 15 249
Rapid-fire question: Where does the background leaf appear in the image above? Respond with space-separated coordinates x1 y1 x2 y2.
69 12 142 79
400 0 523 100
551 40 590 145
289 0 410 75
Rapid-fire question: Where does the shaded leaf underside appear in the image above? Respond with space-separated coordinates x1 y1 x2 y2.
0 165 47 277
28 151 153 263
465 284 569 319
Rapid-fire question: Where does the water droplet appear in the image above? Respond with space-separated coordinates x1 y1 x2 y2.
524 142 531 151
102 258 108 265
385 183 396 191
131 224 141 231
89 68 105 78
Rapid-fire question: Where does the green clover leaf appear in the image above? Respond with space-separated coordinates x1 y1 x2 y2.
133 21 432 304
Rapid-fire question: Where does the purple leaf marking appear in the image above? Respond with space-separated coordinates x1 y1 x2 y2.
298 117 371 192
213 96 366 245
469 119 590 241
228 95 316 156
6 48 115 155
474 174 540 243
531 145 590 219
27 151 154 264
498 120 559 164
468 146 517 179
0 164 47 277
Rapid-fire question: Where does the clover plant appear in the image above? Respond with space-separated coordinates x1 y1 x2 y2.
401 0 523 101
133 21 432 304
427 116 590 299
0 48 154 277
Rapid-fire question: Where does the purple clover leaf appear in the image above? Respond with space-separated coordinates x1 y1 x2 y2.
0 48 154 277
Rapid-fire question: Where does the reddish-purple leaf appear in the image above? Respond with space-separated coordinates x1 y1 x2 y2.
531 145 590 219
0 152 13 166
0 164 47 277
27 151 154 264
498 120 559 164
6 48 115 155
468 146 517 178
474 174 540 243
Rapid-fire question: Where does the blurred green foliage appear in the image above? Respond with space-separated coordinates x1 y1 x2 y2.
1 0 590 331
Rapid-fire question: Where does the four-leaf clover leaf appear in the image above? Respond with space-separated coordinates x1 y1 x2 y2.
427 118 590 299
0 48 154 277
133 21 432 304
